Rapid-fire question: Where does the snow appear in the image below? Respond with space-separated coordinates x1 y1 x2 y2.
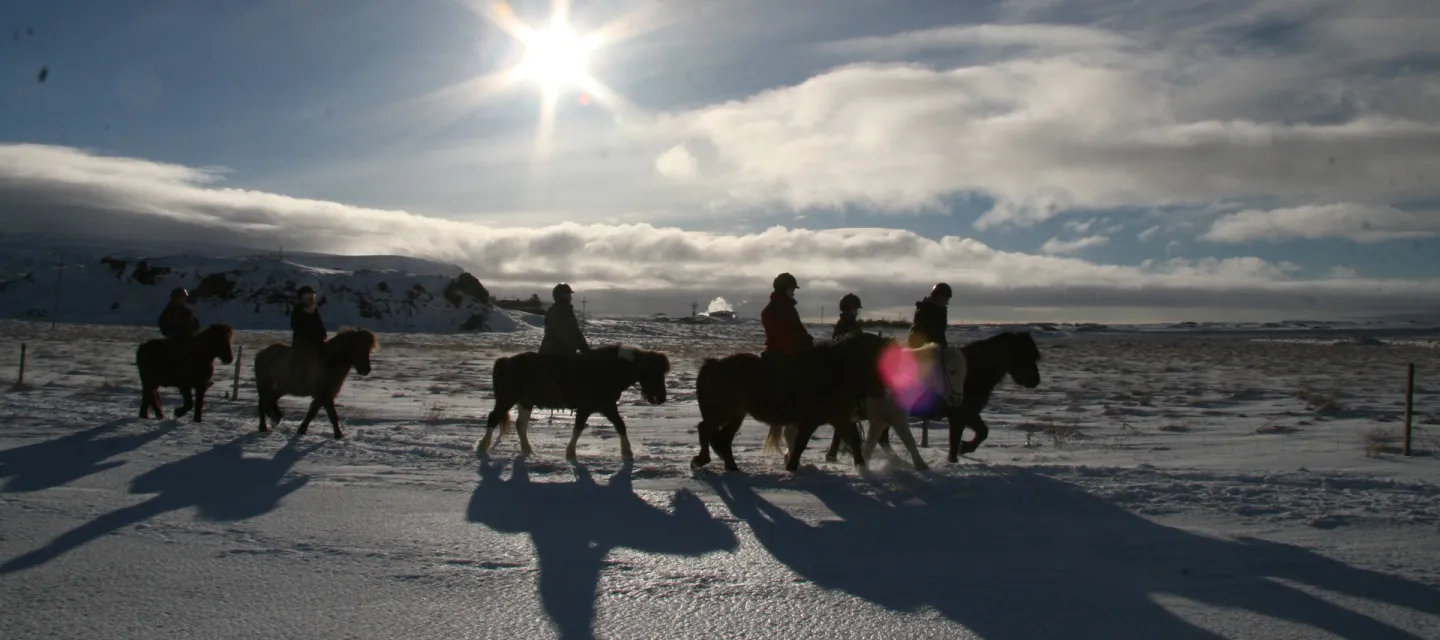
2 316 1439 639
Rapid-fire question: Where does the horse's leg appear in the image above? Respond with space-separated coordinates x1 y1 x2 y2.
959 412 989 456
564 410 593 462
139 384 154 418
150 388 163 420
840 420 866 469
713 417 744 472
691 419 713 469
192 384 207 423
296 397 324 437
324 398 342 439
890 412 927 471
515 405 535 456
174 386 194 419
257 389 270 433
783 422 821 472
826 427 845 462
598 406 635 463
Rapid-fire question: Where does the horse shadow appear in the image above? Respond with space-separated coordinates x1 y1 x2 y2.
707 469 1440 640
467 459 739 640
1 434 318 574
0 419 177 493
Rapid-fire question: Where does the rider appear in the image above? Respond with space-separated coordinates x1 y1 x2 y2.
832 293 862 342
761 272 817 421
539 283 590 355
907 282 951 348
290 286 328 387
157 287 200 340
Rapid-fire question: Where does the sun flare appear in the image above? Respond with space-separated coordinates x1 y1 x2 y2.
516 23 594 92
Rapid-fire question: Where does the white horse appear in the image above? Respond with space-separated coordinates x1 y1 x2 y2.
778 341 967 471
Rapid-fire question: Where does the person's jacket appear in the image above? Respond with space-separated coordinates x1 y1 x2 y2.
762 292 814 356
158 303 200 340
540 301 590 355
907 300 948 348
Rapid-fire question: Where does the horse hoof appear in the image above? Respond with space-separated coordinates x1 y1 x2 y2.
915 461 930 471
690 456 710 469
946 456 959 464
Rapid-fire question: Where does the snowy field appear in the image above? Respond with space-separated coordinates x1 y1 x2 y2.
2 318 1439 639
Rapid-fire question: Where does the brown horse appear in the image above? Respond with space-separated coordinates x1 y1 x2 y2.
825 330 1043 463
476 344 672 462
253 327 378 439
135 323 236 422
690 331 891 473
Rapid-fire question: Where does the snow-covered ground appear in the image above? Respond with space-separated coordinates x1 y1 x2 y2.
1 318 1438 639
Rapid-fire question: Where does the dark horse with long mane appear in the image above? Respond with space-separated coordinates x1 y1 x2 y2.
476 344 672 462
825 330 1042 464
253 327 379 439
135 323 236 422
691 331 890 473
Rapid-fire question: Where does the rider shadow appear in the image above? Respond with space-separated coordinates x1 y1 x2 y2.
707 469 1439 640
0 418 177 493
467 459 739 640
1 434 318 575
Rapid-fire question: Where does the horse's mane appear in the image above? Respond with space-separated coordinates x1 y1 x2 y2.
331 326 380 352
962 331 1040 361
591 343 670 371
200 323 235 339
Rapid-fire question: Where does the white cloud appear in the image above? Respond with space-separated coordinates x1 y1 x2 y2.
1137 225 1162 242
1201 203 1440 244
647 4 1440 230
1065 218 1097 234
1039 235 1109 255
654 145 699 179
2 143 1437 318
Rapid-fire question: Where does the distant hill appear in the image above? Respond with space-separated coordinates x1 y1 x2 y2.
0 240 533 334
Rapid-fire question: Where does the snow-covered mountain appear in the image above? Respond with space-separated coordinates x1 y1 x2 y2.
0 240 533 334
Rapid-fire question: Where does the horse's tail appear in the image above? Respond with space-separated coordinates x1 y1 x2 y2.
763 423 784 454
488 355 517 440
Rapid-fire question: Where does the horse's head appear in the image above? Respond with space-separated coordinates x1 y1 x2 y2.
200 323 236 365
616 345 671 404
998 331 1042 388
330 327 379 376
831 331 893 396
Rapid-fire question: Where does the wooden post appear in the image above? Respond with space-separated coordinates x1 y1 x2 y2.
17 343 25 386
232 345 243 401
1403 363 1414 456
921 418 929 447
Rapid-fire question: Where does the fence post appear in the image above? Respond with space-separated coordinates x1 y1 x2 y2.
921 418 929 447
1403 363 1414 456
17 343 25 386
233 345 243 401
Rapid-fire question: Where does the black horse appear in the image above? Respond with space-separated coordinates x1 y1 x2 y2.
476 344 671 462
826 331 1042 464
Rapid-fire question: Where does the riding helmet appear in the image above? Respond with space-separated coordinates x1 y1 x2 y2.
839 293 862 312
931 282 952 298
170 287 188 300
552 283 573 299
773 272 800 291
297 285 316 297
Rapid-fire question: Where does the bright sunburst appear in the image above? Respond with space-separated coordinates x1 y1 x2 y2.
515 22 595 93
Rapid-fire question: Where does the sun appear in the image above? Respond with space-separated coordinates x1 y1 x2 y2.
516 23 594 93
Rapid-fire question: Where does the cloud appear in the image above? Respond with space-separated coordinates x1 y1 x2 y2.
654 145 699 179
1137 225 1162 242
648 4 1440 230
1038 235 1109 255
3 143 1439 319
1201 204 1440 243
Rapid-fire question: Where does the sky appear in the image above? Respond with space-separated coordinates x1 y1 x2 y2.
2 0 1439 323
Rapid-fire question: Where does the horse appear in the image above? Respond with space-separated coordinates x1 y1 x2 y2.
691 331 890 473
135 323 236 422
476 344 672 462
823 330 1042 465
252 327 379 439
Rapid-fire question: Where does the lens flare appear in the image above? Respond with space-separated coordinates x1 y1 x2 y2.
877 343 944 415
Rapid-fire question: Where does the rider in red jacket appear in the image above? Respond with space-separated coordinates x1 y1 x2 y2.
762 273 813 356
761 272 816 422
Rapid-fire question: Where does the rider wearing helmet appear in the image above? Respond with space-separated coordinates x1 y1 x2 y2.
761 272 817 422
290 285 328 389
832 293 862 342
907 282 951 348
539 282 590 355
157 286 200 340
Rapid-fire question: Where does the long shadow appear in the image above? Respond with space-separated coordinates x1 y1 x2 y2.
707 468 1440 639
1 434 318 574
0 419 177 492
467 459 738 640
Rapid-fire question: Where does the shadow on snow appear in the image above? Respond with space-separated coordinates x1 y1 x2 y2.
1 433 317 574
705 467 1439 640
467 458 738 640
0 418 176 493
